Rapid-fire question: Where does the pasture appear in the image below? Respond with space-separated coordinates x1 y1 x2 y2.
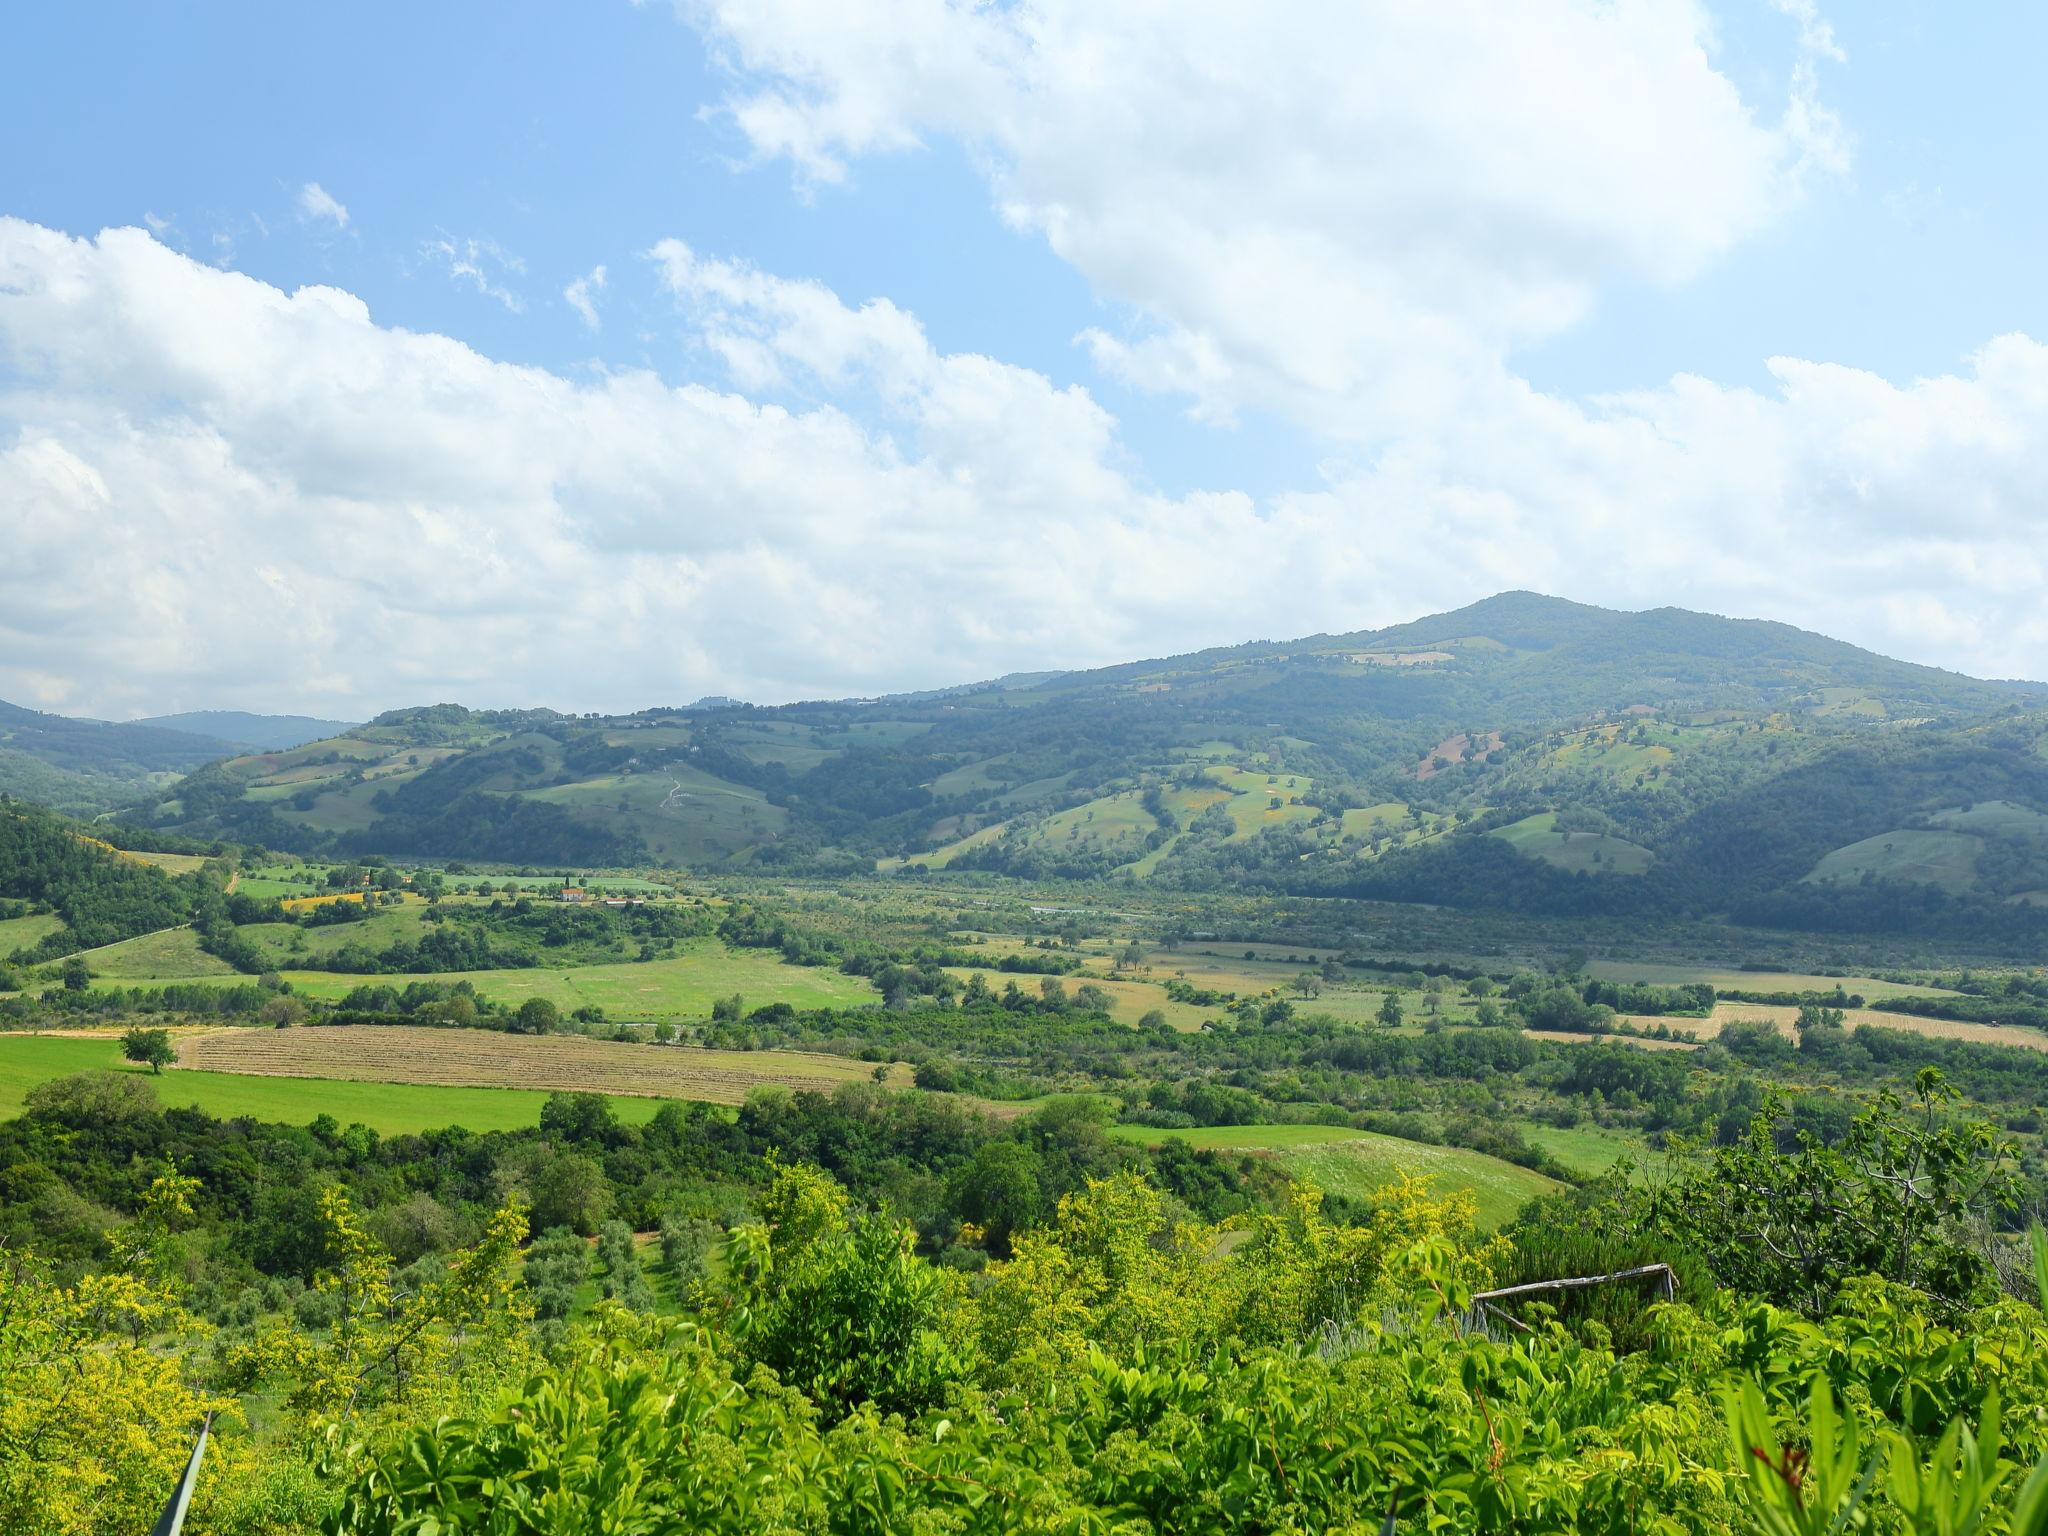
0 1033 672 1134
83 943 877 1018
1805 829 1984 895
0 912 65 955
1108 1122 1560 1231
274 948 876 1017
1514 1122 1663 1177
1490 812 1654 876
73 924 236 979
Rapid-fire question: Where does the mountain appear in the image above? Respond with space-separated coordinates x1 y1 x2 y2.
0 697 241 816
132 710 358 752
138 593 2048 941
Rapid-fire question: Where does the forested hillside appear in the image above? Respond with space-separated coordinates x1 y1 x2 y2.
134 594 2048 943
0 697 241 813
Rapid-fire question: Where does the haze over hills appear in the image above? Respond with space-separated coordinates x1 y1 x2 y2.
0 701 359 815
107 593 2048 944
131 710 358 753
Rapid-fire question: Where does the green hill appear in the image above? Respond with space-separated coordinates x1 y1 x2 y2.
132 593 2048 942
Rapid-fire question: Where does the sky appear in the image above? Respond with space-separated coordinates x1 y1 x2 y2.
4 0 2048 719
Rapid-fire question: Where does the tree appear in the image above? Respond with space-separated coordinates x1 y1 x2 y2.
59 956 91 992
1293 972 1324 999
952 1140 1046 1256
531 1151 613 1236
540 1091 617 1143
120 1026 175 1075
260 995 306 1028
1377 991 1404 1028
513 996 561 1035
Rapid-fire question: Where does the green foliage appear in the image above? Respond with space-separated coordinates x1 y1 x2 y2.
1650 1073 2018 1317
121 1023 175 1073
727 1164 973 1420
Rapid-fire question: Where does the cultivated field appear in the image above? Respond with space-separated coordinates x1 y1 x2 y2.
1584 961 1957 1000
1651 1001 2048 1052
1525 1029 1698 1052
177 1024 908 1103
84 944 877 1018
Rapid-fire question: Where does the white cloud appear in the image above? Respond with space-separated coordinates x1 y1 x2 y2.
421 234 525 312
296 182 350 229
2 218 2047 723
564 264 608 330
682 0 1847 436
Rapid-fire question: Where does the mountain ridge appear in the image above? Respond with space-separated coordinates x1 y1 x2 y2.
76 592 2048 942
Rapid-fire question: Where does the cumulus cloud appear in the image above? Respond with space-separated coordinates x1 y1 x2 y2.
682 0 1846 435
296 182 349 229
2 218 2047 723
564 264 608 330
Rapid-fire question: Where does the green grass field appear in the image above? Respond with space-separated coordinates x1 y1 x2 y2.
1805 828 1985 894
0 912 66 955
0 1035 673 1135
81 942 876 1018
274 947 875 1017
72 925 237 979
1929 800 2048 839
1491 812 1654 876
1109 1123 1559 1230
1108 1122 1365 1151
1515 1122 1663 1177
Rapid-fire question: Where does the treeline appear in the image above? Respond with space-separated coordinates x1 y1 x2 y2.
0 796 199 958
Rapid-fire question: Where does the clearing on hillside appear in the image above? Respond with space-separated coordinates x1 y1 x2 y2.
1804 829 1985 894
1490 812 1653 876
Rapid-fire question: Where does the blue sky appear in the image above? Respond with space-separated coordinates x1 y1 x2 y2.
3 1 2046 716
3 0 1302 495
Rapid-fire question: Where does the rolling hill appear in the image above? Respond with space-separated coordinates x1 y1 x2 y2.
134 593 2048 940
0 697 242 814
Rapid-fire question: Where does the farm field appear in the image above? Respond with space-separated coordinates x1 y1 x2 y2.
88 945 877 1018
176 1023 908 1103
0 1033 672 1134
1646 1001 2048 1052
116 849 212 875
1583 960 1958 1000
942 969 1211 1030
1108 1122 1560 1230
1525 1029 1697 1052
